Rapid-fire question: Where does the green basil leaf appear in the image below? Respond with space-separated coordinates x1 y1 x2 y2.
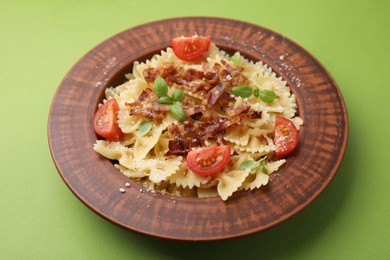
230 54 242 65
169 102 187 122
259 156 268 174
239 160 261 171
259 89 276 103
138 120 152 136
231 86 253 98
172 90 185 101
157 96 173 105
153 76 168 97
253 87 260 98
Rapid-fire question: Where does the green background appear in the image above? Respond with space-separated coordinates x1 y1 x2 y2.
1 0 389 259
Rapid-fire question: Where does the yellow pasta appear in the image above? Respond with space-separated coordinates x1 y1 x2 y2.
234 134 276 155
93 140 130 160
242 171 269 191
117 110 142 134
118 153 182 184
133 124 166 159
197 187 219 198
224 126 250 146
153 131 171 158
114 163 147 179
217 169 251 201
169 163 210 189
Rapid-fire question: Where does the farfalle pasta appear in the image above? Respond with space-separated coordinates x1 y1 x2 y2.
93 36 303 201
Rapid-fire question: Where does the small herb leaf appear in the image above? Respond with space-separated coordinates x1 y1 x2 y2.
231 86 253 98
239 160 261 171
239 156 268 173
172 90 185 101
138 120 152 136
153 77 168 97
158 96 173 105
259 156 268 174
230 54 242 65
259 90 276 103
169 102 187 122
253 87 260 98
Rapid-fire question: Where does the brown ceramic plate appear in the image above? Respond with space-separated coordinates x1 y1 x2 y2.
48 17 348 241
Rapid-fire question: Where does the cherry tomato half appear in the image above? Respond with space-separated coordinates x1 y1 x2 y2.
93 98 124 140
274 116 299 158
171 35 211 61
186 145 231 176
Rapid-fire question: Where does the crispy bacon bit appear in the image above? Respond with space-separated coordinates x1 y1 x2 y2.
126 88 169 119
221 104 250 117
206 82 227 107
189 112 203 120
170 68 217 93
236 110 263 121
230 74 249 86
166 140 189 156
165 123 201 156
197 117 231 139
174 67 204 82
168 124 182 139
221 59 244 76
127 88 152 107
218 92 236 103
165 117 239 156
203 63 220 79
185 105 205 120
143 63 176 83
251 111 262 119
220 59 249 86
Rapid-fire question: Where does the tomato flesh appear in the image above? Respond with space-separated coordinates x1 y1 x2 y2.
171 36 211 61
93 98 123 140
186 145 231 176
274 116 299 158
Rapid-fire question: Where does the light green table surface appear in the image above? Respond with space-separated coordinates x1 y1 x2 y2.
1 0 389 259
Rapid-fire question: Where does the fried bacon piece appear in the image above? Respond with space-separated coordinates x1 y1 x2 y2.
126 88 169 119
220 59 243 76
165 123 199 156
170 67 218 93
165 117 239 156
206 81 227 107
184 105 205 120
197 117 235 140
143 63 176 83
221 104 250 117
218 92 236 103
166 140 190 156
173 67 204 82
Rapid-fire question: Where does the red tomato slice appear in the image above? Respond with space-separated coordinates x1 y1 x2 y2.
171 36 211 61
93 98 124 140
274 116 299 158
186 145 231 176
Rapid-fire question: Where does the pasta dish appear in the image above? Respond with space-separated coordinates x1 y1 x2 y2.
92 36 303 200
